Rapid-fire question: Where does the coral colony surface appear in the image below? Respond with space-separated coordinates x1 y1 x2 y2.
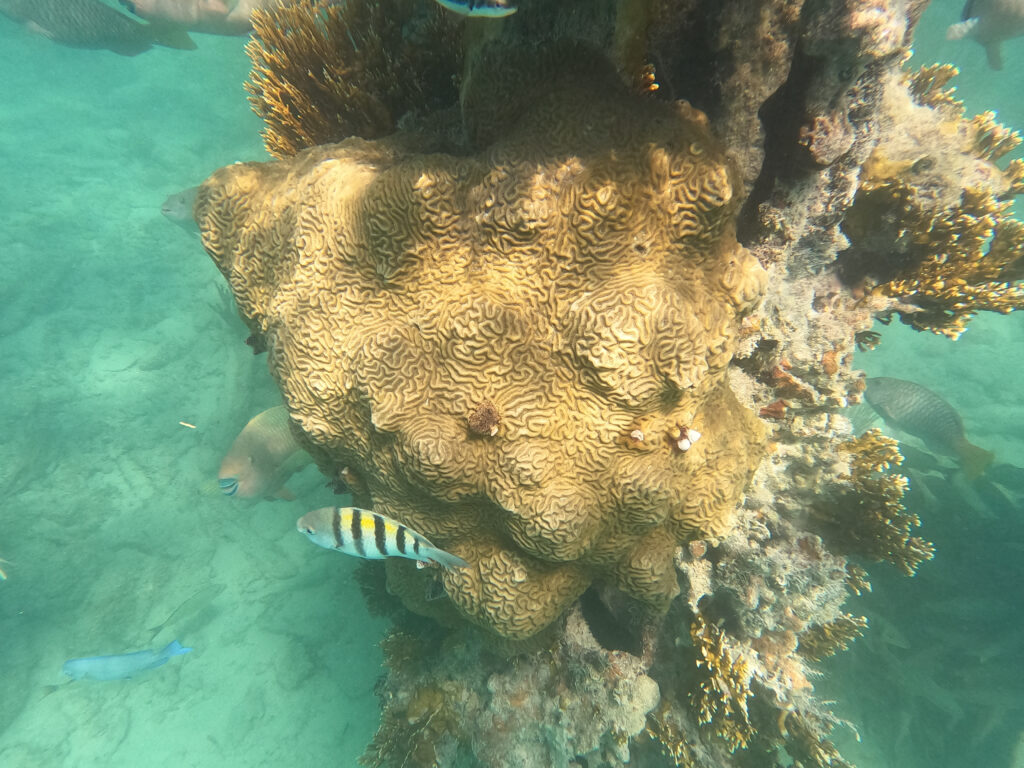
189 0 1024 766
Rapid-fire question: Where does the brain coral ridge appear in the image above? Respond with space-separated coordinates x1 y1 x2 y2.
197 62 767 639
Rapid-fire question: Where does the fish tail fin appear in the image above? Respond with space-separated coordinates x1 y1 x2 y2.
163 640 194 657
422 547 470 571
957 438 995 480
946 19 977 40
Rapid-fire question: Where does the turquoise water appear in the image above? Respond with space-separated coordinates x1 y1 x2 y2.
0 17 385 768
0 1 1022 766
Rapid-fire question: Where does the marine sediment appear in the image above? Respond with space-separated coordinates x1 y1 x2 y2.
190 0 1024 765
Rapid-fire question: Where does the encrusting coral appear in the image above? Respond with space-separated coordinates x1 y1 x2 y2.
245 0 462 158
838 63 1024 338
198 44 767 640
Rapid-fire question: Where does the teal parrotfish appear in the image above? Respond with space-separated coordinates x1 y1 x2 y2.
297 506 470 570
864 377 995 479
218 405 311 500
432 0 517 18
62 640 192 681
0 0 196 55
947 0 1024 70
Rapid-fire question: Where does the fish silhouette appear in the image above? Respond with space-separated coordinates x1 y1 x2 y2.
63 640 192 681
947 0 1024 70
864 377 994 479
0 0 195 55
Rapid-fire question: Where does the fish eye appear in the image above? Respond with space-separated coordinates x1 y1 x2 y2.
303 527 315 535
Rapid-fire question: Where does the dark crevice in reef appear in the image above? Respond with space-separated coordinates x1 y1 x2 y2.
646 0 725 119
578 586 645 656
737 45 823 245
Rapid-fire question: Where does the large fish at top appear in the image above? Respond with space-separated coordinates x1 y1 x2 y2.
114 0 281 36
947 0 1024 70
219 405 311 500
864 377 994 479
0 0 195 55
432 0 517 17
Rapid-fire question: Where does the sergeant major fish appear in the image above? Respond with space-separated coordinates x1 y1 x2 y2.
297 506 469 570
63 640 192 681
219 405 312 500
947 0 1024 70
432 0 517 18
864 376 994 479
0 0 195 55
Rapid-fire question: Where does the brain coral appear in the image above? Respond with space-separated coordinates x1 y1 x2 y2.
196 55 767 639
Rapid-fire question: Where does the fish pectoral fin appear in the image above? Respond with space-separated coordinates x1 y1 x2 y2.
268 486 296 502
147 21 197 51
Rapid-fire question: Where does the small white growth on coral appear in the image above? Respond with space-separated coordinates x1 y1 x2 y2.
677 427 702 452
630 429 645 442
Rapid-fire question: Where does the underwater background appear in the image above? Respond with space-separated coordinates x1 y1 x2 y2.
0 1 1021 766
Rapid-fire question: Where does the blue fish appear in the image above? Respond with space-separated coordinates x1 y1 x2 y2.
62 640 192 681
432 0 517 18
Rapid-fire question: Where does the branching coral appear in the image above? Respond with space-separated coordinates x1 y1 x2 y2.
838 63 1024 338
813 429 935 576
246 0 462 158
690 613 754 753
782 710 854 768
797 613 868 661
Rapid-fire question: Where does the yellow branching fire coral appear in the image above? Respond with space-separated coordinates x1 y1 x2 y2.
813 429 934 577
839 63 1024 338
197 47 766 638
783 711 854 768
246 0 462 158
690 613 754 753
796 613 868 662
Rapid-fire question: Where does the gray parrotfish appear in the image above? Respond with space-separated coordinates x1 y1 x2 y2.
947 0 1024 70
297 506 470 570
432 0 517 18
0 0 196 55
161 186 199 234
864 376 994 479
219 405 311 500
63 640 192 681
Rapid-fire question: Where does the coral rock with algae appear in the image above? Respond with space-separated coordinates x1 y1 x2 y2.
838 63 1024 338
198 48 767 639
812 429 935 577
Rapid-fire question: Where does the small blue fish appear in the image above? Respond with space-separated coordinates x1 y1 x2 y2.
62 640 192 681
432 0 517 18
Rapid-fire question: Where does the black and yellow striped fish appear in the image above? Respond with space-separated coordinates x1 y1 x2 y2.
296 507 469 570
